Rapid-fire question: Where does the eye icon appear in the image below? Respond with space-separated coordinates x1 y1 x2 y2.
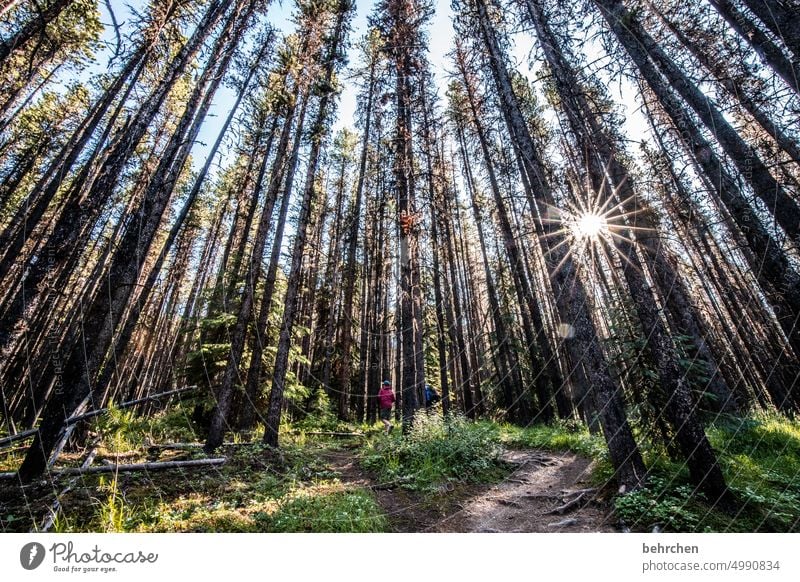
20 542 46 570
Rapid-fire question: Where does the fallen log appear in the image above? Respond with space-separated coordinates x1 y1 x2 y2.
48 393 93 469
0 457 226 480
97 450 143 460
57 457 226 476
547 517 578 527
369 476 413 491
65 386 197 425
561 487 598 496
302 431 365 438
147 442 261 451
2 387 196 454
0 445 29 456
146 443 204 451
0 429 37 449
545 488 598 515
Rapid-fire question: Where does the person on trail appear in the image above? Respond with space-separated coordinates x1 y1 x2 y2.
424 384 440 407
378 380 395 434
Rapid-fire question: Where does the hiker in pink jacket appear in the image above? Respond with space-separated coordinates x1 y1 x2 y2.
378 380 395 434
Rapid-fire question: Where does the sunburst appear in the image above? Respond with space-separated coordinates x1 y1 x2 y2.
572 211 608 240
538 174 655 282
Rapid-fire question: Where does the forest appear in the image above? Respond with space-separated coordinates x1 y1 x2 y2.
0 0 799 534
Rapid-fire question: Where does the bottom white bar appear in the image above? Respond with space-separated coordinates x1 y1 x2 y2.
1 533 797 581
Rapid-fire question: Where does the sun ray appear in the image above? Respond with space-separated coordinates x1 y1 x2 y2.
574 212 607 239
544 236 573 257
550 245 576 279
539 227 573 240
606 230 641 246
607 210 648 222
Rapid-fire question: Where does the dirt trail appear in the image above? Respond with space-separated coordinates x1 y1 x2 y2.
320 448 617 533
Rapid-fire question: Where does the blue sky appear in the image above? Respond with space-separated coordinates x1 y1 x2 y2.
243 0 459 142
184 0 456 166
91 0 647 175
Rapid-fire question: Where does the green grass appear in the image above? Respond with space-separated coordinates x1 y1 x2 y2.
709 412 800 531
0 447 25 472
497 419 607 458
43 441 387 533
360 414 507 492
256 489 388 532
125 484 387 533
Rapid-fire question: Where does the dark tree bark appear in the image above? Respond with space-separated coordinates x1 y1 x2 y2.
598 0 800 367
385 0 426 431
645 1 800 166
457 121 524 422
262 2 350 448
455 45 560 421
526 0 731 501
464 0 647 491
707 0 800 95
738 0 800 60
15 0 236 482
205 76 308 450
593 0 800 244
337 53 376 421
238 97 309 433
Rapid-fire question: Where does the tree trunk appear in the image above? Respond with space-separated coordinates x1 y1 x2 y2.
15 0 234 483
526 0 730 502
469 0 647 491
593 0 800 245
262 4 350 448
338 58 375 423
739 0 800 60
206 79 308 451
707 0 800 95
645 0 800 166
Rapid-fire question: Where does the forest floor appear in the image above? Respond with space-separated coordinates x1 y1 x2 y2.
0 439 615 533
3 411 798 532
319 446 616 532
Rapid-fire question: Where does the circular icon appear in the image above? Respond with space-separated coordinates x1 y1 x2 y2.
20 542 46 570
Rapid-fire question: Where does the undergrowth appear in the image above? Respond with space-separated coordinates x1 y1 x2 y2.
41 441 386 533
613 412 800 532
360 413 506 492
5 405 799 533
258 489 388 532
94 402 202 453
491 413 800 532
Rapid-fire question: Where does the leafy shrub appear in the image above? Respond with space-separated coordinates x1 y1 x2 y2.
292 390 339 432
94 402 149 453
614 475 705 532
360 414 504 491
145 404 203 443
